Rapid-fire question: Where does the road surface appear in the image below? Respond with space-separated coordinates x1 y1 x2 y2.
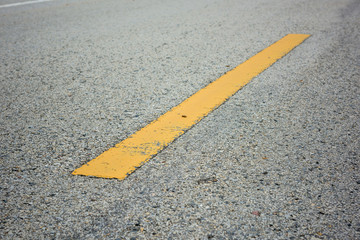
1 0 359 238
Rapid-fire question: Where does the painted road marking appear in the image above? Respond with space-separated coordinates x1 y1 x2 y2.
0 0 53 9
72 34 310 180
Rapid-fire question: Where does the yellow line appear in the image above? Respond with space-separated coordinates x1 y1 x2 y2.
72 34 310 179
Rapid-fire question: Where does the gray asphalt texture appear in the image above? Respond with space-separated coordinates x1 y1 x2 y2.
1 0 359 239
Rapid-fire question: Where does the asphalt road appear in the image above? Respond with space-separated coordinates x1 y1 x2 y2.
1 0 359 239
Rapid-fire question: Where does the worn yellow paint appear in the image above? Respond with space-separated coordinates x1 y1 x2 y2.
72 34 310 179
